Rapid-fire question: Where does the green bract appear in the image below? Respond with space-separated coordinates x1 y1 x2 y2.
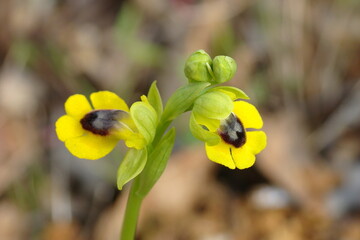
117 148 147 190
184 50 213 83
207 86 249 100
212 55 237 84
162 82 210 121
130 96 158 144
135 128 176 197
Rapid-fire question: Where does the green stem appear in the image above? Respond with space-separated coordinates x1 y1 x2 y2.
120 178 143 240
119 115 173 239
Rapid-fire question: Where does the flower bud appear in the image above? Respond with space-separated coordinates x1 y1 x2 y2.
184 50 213 83
212 55 237 83
162 82 210 121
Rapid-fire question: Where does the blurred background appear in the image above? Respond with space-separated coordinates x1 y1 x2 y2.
0 0 360 239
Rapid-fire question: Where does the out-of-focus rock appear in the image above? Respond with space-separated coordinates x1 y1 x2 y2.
0 66 44 117
0 201 28 240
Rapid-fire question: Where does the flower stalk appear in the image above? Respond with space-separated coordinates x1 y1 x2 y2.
120 179 143 240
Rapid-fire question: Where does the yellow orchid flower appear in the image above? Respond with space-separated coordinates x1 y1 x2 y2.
193 99 267 169
55 91 146 160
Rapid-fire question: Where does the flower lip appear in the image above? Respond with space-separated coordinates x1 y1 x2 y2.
80 109 124 136
218 113 246 148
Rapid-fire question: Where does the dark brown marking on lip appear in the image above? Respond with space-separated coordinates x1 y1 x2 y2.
218 113 246 148
80 110 122 136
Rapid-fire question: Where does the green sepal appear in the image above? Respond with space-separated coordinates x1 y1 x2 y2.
184 50 213 83
207 86 249 100
117 148 147 190
193 91 233 120
147 81 163 117
189 113 220 146
130 97 157 144
162 82 210 121
135 128 176 197
212 55 237 84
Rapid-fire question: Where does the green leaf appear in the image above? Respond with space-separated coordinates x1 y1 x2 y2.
136 128 176 197
162 82 210 121
147 81 163 117
208 86 250 100
130 100 157 144
117 148 147 190
189 113 220 146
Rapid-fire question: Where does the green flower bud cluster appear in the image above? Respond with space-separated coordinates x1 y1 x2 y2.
184 49 237 84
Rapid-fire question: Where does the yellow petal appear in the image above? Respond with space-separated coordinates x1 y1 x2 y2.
110 119 146 149
231 146 256 169
246 131 267 155
65 133 119 160
90 91 129 112
124 133 147 150
233 100 263 129
205 141 235 169
140 95 149 104
120 116 138 132
55 115 84 142
65 94 93 120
